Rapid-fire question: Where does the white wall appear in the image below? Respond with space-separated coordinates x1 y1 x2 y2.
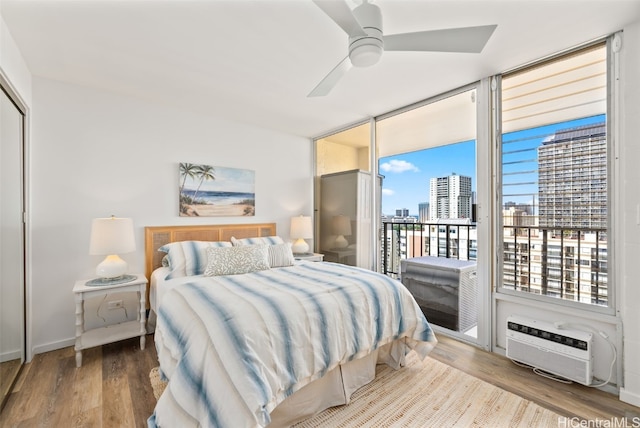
0 15 31 105
29 77 313 354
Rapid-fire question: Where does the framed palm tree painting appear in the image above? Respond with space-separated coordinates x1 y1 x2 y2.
179 162 255 217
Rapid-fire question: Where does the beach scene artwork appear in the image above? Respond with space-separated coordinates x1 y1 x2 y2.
179 162 255 217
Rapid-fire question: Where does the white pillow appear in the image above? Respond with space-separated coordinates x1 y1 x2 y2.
268 243 295 268
159 240 232 279
230 236 285 246
204 245 270 276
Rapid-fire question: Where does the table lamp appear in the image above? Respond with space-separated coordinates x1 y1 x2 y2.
332 215 352 248
87 216 136 286
290 215 313 255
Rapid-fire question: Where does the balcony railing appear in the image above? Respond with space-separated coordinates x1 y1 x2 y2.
380 221 608 306
381 221 477 278
502 225 608 305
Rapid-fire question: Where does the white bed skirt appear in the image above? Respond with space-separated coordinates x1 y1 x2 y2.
269 339 408 427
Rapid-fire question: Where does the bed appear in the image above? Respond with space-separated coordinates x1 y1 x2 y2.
145 223 437 427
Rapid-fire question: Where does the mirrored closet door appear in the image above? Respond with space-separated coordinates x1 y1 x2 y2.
0 79 26 411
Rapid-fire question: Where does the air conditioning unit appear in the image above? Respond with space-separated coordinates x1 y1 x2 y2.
506 315 593 385
400 256 477 333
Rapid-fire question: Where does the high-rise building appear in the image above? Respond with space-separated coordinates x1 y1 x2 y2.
501 122 608 305
418 202 429 223
538 123 607 229
429 173 472 220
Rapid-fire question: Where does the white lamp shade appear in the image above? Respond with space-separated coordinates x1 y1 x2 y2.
332 215 352 237
290 215 313 239
89 217 136 255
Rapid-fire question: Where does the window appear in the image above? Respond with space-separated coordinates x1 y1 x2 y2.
498 43 610 308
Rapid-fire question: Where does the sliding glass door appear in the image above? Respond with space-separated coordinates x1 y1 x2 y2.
375 86 488 346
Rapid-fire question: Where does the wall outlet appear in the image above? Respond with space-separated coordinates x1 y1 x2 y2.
107 300 124 310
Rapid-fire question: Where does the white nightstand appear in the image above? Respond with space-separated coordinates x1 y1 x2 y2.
294 253 324 262
73 273 148 368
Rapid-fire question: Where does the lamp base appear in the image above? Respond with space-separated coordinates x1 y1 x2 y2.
85 274 136 287
334 235 349 248
95 254 128 278
291 238 309 254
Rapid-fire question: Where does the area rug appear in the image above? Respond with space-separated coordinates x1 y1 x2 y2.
149 352 562 427
149 366 166 400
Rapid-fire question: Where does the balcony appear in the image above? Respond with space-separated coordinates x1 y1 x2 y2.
380 222 608 306
500 225 607 305
381 221 476 278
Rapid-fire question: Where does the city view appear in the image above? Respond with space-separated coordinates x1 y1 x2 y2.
379 114 608 308
379 140 475 219
379 114 605 221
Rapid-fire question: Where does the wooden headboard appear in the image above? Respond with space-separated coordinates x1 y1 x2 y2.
144 222 277 282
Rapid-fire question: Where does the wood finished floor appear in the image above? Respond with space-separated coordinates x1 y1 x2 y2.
1 334 638 427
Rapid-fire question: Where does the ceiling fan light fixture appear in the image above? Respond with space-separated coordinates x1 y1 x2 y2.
310 0 497 96
349 0 383 68
349 41 383 67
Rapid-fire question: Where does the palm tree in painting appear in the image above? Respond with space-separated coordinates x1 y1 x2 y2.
179 163 199 194
192 164 216 203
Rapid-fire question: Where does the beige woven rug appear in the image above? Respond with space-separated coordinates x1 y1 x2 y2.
149 352 562 427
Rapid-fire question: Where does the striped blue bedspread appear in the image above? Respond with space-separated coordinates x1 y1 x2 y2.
148 261 436 428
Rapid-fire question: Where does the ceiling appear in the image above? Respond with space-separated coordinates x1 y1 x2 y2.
2 0 639 139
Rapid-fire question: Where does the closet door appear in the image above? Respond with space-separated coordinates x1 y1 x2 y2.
0 84 26 410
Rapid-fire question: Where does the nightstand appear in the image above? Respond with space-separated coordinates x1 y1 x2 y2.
294 253 324 262
73 273 148 368
323 248 356 264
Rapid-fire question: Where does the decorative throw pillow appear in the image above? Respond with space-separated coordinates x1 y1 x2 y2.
204 244 270 276
268 243 295 268
159 240 232 279
230 236 285 246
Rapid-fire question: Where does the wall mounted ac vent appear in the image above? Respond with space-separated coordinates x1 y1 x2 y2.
506 315 593 385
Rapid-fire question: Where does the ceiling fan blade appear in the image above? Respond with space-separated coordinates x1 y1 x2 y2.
383 25 497 53
312 0 367 37
308 56 352 97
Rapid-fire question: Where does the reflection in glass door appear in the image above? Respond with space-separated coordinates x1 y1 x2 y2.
314 123 381 271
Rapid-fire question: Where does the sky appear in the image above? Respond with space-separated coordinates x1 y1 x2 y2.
379 114 606 217
182 164 255 193
379 140 476 216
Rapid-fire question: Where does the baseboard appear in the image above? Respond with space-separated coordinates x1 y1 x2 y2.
619 387 640 407
0 349 21 363
32 337 75 356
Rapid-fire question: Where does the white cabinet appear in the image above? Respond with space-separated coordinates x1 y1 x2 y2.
319 170 381 270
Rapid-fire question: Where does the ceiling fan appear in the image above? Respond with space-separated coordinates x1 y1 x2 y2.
308 0 497 97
